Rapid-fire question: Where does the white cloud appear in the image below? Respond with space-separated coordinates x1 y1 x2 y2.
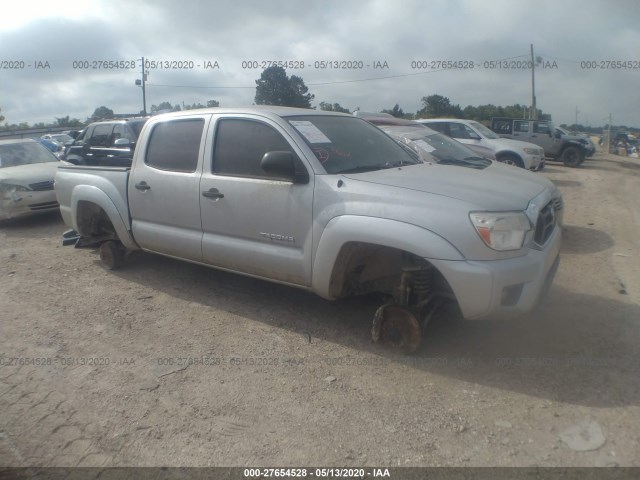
1 0 639 127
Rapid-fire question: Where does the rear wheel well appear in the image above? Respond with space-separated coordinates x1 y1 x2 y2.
76 201 118 240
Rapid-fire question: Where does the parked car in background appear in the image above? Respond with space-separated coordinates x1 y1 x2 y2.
62 129 82 140
41 133 74 146
63 118 149 166
555 126 596 158
490 117 588 167
0 139 62 221
417 119 544 171
362 115 495 169
37 138 65 158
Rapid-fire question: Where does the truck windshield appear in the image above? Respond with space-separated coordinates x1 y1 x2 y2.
383 127 492 169
469 121 500 140
287 115 420 174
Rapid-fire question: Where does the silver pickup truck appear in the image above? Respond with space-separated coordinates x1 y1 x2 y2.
55 107 563 353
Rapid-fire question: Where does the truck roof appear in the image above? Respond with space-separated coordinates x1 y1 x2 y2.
151 106 354 120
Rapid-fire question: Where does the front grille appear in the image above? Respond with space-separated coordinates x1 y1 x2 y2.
552 196 563 212
28 180 54 191
29 201 59 211
534 201 556 246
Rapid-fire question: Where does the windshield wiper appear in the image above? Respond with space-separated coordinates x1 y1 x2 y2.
336 165 387 174
437 157 490 169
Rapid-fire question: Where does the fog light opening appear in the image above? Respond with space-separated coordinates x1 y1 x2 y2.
501 284 524 307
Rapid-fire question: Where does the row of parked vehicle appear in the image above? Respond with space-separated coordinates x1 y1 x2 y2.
1 107 565 353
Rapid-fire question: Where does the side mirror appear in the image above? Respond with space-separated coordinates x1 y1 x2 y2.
261 151 309 184
114 138 132 147
468 132 481 140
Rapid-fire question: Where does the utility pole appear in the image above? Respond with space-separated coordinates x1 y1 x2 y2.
530 44 537 120
608 113 612 153
135 58 148 116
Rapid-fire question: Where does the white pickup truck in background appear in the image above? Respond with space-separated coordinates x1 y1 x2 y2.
55 107 563 353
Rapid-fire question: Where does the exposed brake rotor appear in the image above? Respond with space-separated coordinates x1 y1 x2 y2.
372 304 422 354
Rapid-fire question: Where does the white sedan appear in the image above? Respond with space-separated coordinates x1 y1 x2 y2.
0 139 62 221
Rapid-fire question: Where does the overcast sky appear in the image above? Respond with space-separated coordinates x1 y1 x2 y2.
1 0 638 128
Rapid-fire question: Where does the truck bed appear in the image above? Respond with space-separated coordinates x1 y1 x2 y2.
55 165 131 236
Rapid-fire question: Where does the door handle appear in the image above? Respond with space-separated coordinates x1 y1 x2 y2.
202 188 224 199
135 181 151 191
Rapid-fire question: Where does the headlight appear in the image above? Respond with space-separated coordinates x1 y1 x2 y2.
0 183 30 196
470 211 532 251
523 148 539 155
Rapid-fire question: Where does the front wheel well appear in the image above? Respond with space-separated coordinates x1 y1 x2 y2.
328 242 455 305
496 152 525 168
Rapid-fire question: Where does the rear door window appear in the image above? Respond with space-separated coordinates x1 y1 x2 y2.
145 119 204 172
514 120 530 133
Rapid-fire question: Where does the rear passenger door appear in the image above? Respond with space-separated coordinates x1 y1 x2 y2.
129 115 209 261
199 116 314 286
512 120 531 140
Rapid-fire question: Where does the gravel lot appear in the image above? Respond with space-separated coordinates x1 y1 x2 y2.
1 150 639 467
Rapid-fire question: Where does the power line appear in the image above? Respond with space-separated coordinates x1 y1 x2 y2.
146 54 531 90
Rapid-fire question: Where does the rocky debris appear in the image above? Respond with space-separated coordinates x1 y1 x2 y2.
494 420 513 429
559 421 606 451
153 363 189 378
139 383 160 392
324 376 337 384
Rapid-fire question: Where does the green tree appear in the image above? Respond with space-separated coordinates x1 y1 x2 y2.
92 106 114 119
255 66 314 108
150 102 175 114
381 104 405 118
206 100 220 108
416 95 462 118
319 101 351 113
55 116 83 127
0 107 5 123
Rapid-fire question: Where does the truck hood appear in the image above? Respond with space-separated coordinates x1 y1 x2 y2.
485 137 542 151
342 161 551 210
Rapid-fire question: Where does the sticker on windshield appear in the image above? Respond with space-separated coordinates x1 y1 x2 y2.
413 140 435 153
290 121 331 144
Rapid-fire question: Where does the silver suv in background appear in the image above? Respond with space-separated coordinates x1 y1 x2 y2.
417 119 544 171
490 117 589 167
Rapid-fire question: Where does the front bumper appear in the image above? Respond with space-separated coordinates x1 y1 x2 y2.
430 225 561 320
0 190 59 221
525 154 543 171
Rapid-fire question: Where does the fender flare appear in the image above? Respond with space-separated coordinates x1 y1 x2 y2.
70 185 138 250
311 215 464 299
561 141 587 153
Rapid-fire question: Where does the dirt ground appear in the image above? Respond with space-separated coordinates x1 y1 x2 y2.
1 150 639 468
